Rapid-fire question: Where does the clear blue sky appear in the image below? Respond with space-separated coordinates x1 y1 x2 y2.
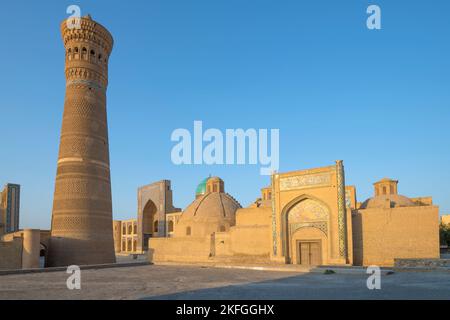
1 0 449 229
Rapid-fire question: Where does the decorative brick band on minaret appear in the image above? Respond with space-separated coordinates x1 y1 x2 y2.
46 16 115 267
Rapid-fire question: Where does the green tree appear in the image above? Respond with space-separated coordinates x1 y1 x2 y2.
439 223 450 246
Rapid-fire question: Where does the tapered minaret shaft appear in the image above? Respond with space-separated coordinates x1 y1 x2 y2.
47 15 115 267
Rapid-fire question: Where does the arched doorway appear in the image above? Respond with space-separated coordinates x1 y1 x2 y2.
39 243 47 268
142 200 157 250
282 196 329 265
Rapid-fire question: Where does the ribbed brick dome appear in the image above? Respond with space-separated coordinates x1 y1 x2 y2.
175 192 241 237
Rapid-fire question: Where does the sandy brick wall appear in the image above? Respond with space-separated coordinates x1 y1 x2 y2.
0 237 23 270
229 225 271 256
149 236 213 263
352 206 440 266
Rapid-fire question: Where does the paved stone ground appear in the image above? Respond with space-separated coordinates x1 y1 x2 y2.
0 264 448 300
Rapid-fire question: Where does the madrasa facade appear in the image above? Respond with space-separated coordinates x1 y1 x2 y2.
114 160 440 267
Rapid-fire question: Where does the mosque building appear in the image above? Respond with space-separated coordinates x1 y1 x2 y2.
113 161 440 267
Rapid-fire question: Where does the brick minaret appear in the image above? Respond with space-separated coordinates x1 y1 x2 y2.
47 15 115 266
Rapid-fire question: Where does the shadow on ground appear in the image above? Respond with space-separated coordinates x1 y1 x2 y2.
143 271 450 300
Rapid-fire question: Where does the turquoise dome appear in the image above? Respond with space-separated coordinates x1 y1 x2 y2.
195 177 209 196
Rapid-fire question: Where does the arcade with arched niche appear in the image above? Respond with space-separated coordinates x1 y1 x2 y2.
142 199 157 250
136 180 181 252
145 161 439 268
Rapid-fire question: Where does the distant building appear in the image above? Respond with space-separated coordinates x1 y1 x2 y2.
441 214 450 226
0 184 20 234
113 180 181 254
